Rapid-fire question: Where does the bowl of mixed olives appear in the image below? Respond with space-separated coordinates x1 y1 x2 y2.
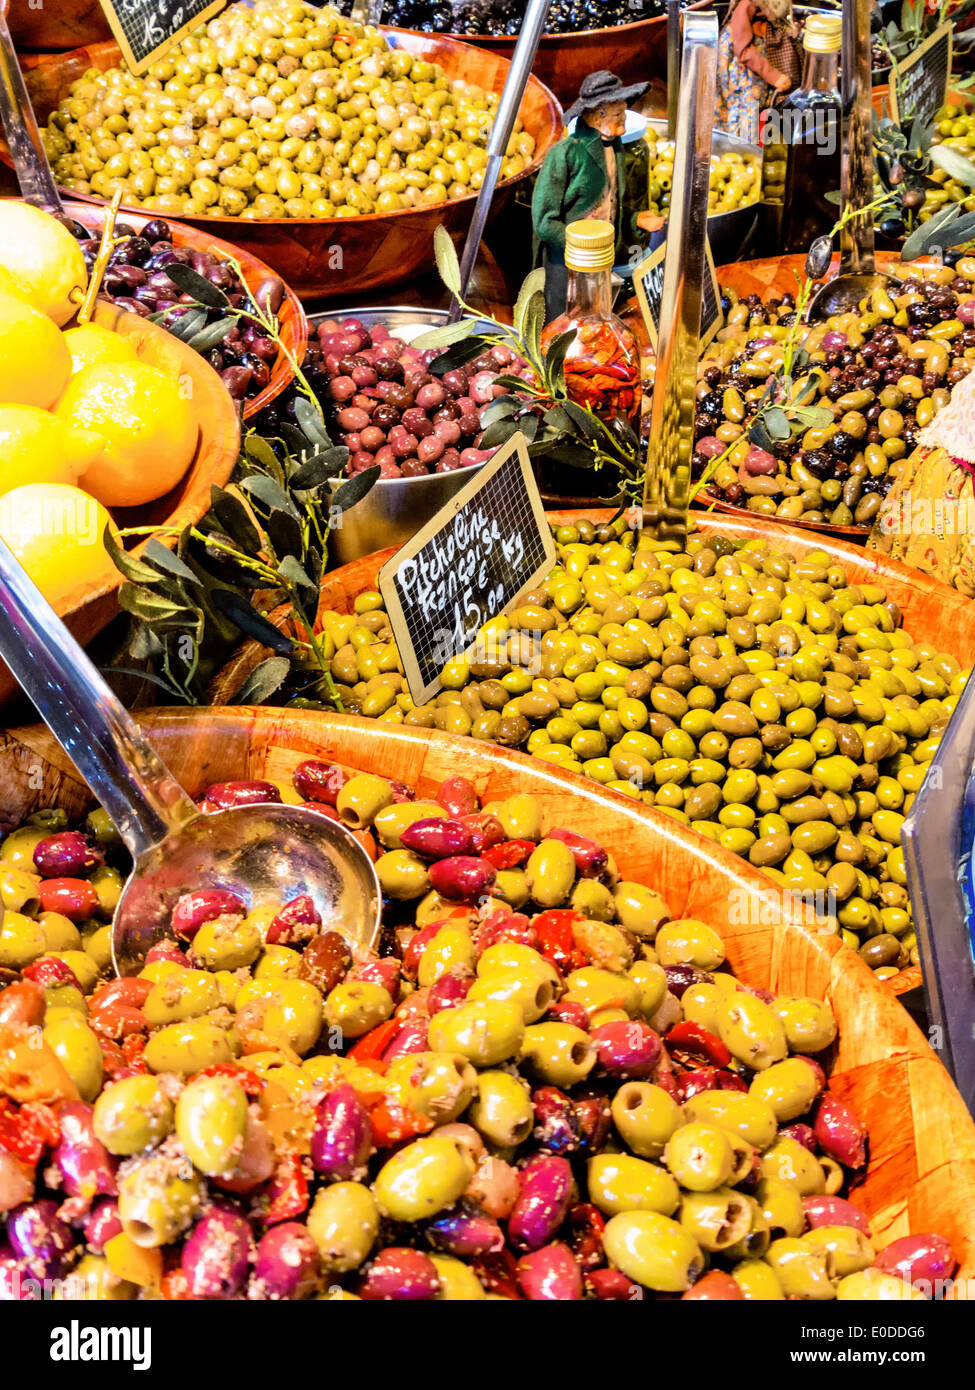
20 0 562 296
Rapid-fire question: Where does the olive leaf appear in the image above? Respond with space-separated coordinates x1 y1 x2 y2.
277 555 314 592
331 465 382 513
433 224 462 297
211 591 295 653
478 419 520 450
265 508 303 561
188 319 236 353
102 525 167 585
164 262 232 309
140 539 200 584
244 434 284 475
289 447 349 490
560 399 601 440
543 328 577 397
166 308 208 344
240 474 299 517
748 419 776 452
293 397 331 446
209 486 262 553
522 292 545 368
429 337 488 374
763 407 792 442
412 319 477 351
929 144 975 189
513 267 546 338
901 201 963 258
230 656 292 705
479 395 520 426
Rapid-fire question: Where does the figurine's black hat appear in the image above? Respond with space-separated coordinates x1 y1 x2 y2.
565 70 650 123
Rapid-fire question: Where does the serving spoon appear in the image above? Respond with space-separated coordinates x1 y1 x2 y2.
0 536 382 974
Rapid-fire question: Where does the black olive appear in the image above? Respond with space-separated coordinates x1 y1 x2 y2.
830 431 856 459
805 235 833 280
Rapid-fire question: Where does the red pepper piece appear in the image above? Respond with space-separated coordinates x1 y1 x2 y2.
533 909 585 975
470 1248 524 1300
262 1151 310 1225
566 1202 606 1272
120 1033 148 1070
366 1094 434 1147
192 1062 265 1095
482 840 536 870
160 1269 195 1301
348 1018 403 1065
0 1098 60 1166
665 1021 732 1068
99 1038 128 1080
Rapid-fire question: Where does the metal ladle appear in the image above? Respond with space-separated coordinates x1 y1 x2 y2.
0 538 382 974
806 0 897 321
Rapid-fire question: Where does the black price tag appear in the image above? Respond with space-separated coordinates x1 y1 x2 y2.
889 21 953 130
378 434 557 705
98 0 228 75
634 236 724 351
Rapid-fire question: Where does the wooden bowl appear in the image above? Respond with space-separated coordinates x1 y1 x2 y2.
0 300 240 705
211 507 975 1000
57 200 307 423
3 705 973 1284
8 31 563 299
4 0 110 51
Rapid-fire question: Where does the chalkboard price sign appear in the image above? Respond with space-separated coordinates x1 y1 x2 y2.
889 21 953 130
634 236 724 352
379 435 557 704
98 0 228 74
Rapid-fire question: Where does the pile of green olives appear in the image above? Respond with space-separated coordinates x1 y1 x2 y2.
0 767 954 1300
42 0 536 219
694 264 975 527
646 132 761 219
311 518 966 979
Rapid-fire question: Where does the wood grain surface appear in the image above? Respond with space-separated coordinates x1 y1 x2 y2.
1 704 972 1290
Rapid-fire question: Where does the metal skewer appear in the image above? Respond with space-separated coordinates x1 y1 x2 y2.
641 9 718 545
447 0 552 319
0 6 63 210
666 0 681 140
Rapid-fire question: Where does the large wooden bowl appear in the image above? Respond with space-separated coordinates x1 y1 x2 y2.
0 300 240 705
4 0 110 50
3 705 973 1286
56 200 307 423
9 31 563 299
696 486 871 543
211 508 975 999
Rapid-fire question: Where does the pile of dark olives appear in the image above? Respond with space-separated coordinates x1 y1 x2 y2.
314 518 967 979
694 262 975 527
348 0 663 37
0 766 955 1299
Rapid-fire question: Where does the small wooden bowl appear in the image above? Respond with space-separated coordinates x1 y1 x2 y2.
59 200 307 423
9 31 563 299
0 300 240 705
3 705 973 1282
210 507 972 1001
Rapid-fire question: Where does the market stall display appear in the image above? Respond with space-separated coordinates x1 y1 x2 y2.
0 707 972 1299
8 3 562 296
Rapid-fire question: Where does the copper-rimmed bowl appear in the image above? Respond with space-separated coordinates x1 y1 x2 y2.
7 30 563 299
57 200 307 422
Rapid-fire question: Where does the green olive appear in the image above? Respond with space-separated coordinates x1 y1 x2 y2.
93 1075 175 1155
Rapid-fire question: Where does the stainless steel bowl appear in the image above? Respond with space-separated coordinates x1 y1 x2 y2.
646 120 762 266
316 306 493 566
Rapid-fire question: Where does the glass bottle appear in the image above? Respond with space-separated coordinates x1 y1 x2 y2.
775 16 844 253
540 218 642 426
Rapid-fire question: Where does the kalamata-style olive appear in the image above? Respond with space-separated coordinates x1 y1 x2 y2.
507 1155 573 1250
182 1208 251 1299
83 1199 123 1254
202 781 282 810
171 888 245 941
7 1200 73 1277
311 1084 372 1180
358 1247 441 1301
32 831 101 878
253 1224 320 1299
875 1233 956 1290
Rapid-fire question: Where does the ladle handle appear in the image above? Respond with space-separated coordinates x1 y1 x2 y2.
0 10 63 211
0 534 199 858
839 0 875 275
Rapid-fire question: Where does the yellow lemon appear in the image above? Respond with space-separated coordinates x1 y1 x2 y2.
0 483 116 609
63 323 138 375
0 291 71 409
0 405 104 497
0 202 87 325
56 361 198 508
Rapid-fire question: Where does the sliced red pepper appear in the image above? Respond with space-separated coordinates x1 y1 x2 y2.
194 1062 265 1096
665 1021 732 1068
99 1038 128 1080
121 1033 148 1070
0 1097 60 1165
262 1151 310 1225
470 1249 523 1300
482 839 536 870
348 1018 402 1065
533 909 586 976
159 1269 195 1301
366 1094 434 1147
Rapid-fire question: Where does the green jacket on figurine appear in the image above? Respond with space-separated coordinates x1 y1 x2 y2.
532 121 625 261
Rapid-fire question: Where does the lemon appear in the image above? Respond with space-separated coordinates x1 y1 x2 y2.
63 323 138 375
0 203 87 325
0 483 116 609
0 405 104 497
56 361 198 508
0 291 72 409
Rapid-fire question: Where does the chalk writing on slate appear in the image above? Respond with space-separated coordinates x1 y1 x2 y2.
379 435 557 704
98 0 228 75
634 236 724 351
890 22 953 130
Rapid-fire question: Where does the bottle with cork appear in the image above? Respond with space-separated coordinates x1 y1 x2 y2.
760 12 843 252
540 218 642 428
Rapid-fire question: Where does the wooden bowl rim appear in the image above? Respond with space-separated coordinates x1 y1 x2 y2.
695 486 872 540
23 29 563 231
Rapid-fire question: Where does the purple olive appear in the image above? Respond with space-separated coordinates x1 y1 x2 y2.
427 1207 504 1256
663 964 714 999
253 1223 320 1299
590 1020 661 1079
401 818 475 860
780 1123 818 1153
802 1195 871 1235
52 1103 117 1202
7 1200 73 1277
250 335 277 362
0 1247 38 1300
202 780 282 809
221 365 253 399
517 1242 583 1300
311 1084 372 1180
428 856 496 903
141 219 173 244
267 895 321 945
84 1198 123 1253
33 831 101 878
182 1209 252 1299
546 827 608 878
875 1234 956 1291
254 275 285 316
822 329 849 352
293 760 349 806
742 446 779 476
144 939 189 967
426 973 472 1017
814 1093 867 1168
531 1087 581 1156
379 1018 429 1060
358 1247 440 1301
241 353 271 391
507 1155 573 1251
109 236 151 266
113 296 151 317
170 888 245 941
